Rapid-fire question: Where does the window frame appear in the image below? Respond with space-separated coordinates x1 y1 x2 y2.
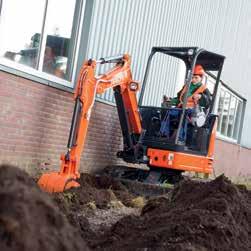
213 80 246 144
0 0 85 88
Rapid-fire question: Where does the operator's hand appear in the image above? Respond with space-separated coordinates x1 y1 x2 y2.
193 94 202 104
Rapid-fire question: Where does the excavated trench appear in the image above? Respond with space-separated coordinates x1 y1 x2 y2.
0 164 250 251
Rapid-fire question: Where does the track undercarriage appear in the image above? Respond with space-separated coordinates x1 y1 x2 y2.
101 165 184 185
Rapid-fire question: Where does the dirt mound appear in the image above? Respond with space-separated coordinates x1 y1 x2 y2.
54 173 138 213
53 173 140 246
0 165 89 251
94 175 251 251
53 173 170 247
2 165 249 251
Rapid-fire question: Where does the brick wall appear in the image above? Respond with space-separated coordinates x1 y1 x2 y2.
214 139 251 184
0 71 123 176
0 71 250 183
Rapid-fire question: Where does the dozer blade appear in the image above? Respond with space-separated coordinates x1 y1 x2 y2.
38 172 80 193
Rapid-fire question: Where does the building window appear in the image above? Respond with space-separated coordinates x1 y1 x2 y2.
0 0 82 85
216 86 244 142
206 74 245 143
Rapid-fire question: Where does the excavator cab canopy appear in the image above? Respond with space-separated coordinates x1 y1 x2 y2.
137 47 225 156
139 47 225 106
150 47 225 71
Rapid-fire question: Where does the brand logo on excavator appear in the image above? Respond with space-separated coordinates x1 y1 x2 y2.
112 71 128 86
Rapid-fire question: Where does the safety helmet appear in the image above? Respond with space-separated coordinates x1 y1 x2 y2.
193 64 205 76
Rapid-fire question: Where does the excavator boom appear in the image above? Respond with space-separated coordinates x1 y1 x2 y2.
38 54 141 192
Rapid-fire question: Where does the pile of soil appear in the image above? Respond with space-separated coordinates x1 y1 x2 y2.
0 165 89 251
54 173 171 219
93 175 251 251
1 164 250 251
53 173 157 244
53 173 139 245
54 173 138 212
53 172 171 246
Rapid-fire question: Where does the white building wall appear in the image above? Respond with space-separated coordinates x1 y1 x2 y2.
84 0 251 147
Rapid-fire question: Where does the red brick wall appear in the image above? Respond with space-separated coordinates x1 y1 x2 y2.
0 71 250 184
214 139 251 184
0 71 123 176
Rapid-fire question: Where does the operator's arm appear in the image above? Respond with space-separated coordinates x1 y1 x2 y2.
170 88 183 106
198 88 211 109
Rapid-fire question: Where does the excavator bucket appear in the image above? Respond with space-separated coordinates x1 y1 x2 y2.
38 172 80 193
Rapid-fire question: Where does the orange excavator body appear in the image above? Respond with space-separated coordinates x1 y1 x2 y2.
38 47 225 193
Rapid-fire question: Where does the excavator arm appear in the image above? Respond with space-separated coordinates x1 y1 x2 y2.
38 54 142 192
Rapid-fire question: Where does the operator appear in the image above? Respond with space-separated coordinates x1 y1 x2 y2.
160 65 211 144
170 64 211 109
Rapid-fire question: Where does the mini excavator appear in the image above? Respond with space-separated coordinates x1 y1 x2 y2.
38 47 225 192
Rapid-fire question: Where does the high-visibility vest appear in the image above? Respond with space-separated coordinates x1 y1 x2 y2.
178 84 206 108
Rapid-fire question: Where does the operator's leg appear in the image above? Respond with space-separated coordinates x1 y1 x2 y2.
186 108 195 145
178 117 188 143
169 109 180 141
160 111 170 137
178 109 193 143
